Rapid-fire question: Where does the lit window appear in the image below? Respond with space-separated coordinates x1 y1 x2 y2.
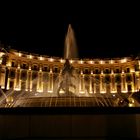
70 60 73 63
18 52 21 57
121 58 127 63
29 55 32 59
80 60 83 64
39 56 44 60
49 58 53 62
60 59 64 63
100 60 104 64
110 60 114 64
90 61 93 64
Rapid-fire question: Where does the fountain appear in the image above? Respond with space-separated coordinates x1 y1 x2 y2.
64 24 78 59
55 59 77 96
0 87 14 107
53 24 79 96
0 24 139 108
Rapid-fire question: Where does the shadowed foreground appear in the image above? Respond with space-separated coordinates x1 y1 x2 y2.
0 108 140 140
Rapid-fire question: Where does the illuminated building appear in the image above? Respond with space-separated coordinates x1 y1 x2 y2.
0 24 140 107
0 47 140 95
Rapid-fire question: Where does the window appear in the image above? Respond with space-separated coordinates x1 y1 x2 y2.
33 65 38 70
9 81 14 89
135 64 139 71
115 75 121 83
54 67 58 73
2 55 8 65
21 71 27 80
75 68 79 74
12 62 15 67
128 85 132 92
105 75 110 83
84 68 89 74
126 74 132 82
10 70 15 78
126 68 130 73
95 69 98 74
23 64 26 69
115 68 120 73
43 67 48 71
95 75 100 83
95 69 99 74
104 68 110 74
32 72 38 80
94 61 99 64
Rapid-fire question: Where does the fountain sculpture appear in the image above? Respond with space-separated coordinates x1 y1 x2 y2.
0 24 139 107
54 24 78 96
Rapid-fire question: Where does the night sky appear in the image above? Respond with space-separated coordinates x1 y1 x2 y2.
0 2 140 59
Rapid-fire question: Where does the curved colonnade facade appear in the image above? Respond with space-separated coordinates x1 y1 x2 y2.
0 48 140 96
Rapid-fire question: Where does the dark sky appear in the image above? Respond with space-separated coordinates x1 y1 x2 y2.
0 2 140 59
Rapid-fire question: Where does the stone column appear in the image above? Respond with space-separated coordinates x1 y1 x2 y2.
100 75 105 93
41 71 43 92
135 72 140 91
111 74 116 93
37 71 43 92
48 68 53 93
27 70 32 92
38 66 43 92
80 75 83 93
89 75 93 94
138 72 140 90
15 68 21 91
121 73 127 93
93 75 96 94
6 67 10 90
0 65 2 86
79 70 85 94
131 72 135 92
0 66 6 89
125 74 128 92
